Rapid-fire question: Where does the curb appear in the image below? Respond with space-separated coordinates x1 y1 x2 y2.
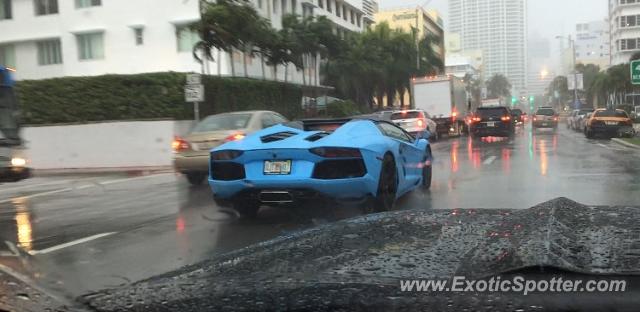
33 166 174 176
611 138 640 149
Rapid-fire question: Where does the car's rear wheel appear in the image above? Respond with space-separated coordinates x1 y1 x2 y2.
373 154 398 212
585 128 594 139
422 164 432 189
234 200 259 219
186 172 206 186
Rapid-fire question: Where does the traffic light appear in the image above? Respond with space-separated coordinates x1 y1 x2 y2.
529 95 535 110
511 96 517 107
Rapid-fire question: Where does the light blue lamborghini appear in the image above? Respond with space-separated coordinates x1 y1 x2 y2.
208 118 433 218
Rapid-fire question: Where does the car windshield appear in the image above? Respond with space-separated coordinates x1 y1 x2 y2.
191 113 252 132
536 108 555 116
5 1 640 311
594 110 629 118
391 111 422 120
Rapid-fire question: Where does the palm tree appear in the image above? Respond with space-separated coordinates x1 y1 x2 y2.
486 74 512 99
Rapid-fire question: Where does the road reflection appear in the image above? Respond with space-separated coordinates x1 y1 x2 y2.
451 140 459 172
14 197 33 252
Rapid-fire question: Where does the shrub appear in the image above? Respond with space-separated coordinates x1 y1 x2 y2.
326 100 359 118
15 73 303 125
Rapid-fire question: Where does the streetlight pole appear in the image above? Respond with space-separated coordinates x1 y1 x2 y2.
570 36 579 109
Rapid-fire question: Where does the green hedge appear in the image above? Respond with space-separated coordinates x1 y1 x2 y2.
326 100 359 117
15 73 303 125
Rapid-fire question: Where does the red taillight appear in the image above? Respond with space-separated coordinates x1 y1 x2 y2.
533 117 537 121
224 133 246 142
501 116 511 122
311 147 362 158
522 116 527 121
472 117 481 122
172 136 190 152
417 119 425 128
553 117 558 121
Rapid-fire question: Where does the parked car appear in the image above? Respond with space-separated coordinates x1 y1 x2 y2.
468 106 515 137
532 107 558 131
584 109 635 139
377 110 394 121
173 111 288 185
567 108 594 131
208 118 433 218
390 110 439 140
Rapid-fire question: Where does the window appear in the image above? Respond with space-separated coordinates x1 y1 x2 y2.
327 0 331 12
257 0 262 9
318 0 323 9
0 44 15 68
272 0 277 13
281 0 286 13
37 39 62 65
378 122 413 143
75 0 100 8
272 113 287 124
134 28 144 45
261 114 277 128
291 0 296 13
335 3 340 16
350 10 355 24
176 25 199 52
34 0 58 15
76 32 104 60
343 6 347 20
0 0 12 20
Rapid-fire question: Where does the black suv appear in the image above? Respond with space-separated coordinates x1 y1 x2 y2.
469 106 515 137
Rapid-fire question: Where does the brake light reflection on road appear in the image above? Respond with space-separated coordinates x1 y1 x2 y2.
539 140 548 176
451 140 459 173
502 148 511 174
13 197 32 252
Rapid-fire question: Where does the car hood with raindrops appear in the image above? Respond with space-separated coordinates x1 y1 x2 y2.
82 197 640 311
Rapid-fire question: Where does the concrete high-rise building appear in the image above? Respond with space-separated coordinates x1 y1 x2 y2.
374 7 445 65
527 34 552 96
574 20 610 69
449 0 528 94
609 0 640 65
0 0 368 82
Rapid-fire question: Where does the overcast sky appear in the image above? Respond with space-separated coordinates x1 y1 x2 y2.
379 0 608 72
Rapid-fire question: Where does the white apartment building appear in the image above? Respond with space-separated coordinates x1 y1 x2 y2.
449 0 528 95
609 0 640 65
0 0 368 83
574 20 610 69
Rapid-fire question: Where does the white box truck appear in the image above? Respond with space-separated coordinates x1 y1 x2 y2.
410 76 469 136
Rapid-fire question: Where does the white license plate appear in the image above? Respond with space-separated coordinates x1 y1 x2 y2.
486 122 496 127
605 121 618 126
263 160 291 175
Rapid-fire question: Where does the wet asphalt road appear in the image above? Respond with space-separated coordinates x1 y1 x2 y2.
1 125 639 300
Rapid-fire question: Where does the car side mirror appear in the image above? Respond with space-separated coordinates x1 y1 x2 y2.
415 138 429 150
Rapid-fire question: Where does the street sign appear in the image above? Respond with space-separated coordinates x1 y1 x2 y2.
631 60 640 85
186 73 202 85
185 84 204 103
567 73 584 90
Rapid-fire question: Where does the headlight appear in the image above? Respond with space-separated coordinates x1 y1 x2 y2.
11 157 27 167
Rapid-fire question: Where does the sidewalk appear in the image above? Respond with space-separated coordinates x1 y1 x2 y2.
612 137 640 149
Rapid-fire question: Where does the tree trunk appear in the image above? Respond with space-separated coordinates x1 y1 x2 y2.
399 88 406 108
302 55 307 86
217 50 222 76
242 49 249 78
376 94 384 111
229 50 235 77
284 64 289 83
260 54 266 80
272 65 277 81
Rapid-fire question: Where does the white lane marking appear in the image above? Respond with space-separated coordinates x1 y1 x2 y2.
0 188 73 204
483 156 497 165
0 179 74 194
597 143 608 148
28 232 116 255
0 173 173 204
